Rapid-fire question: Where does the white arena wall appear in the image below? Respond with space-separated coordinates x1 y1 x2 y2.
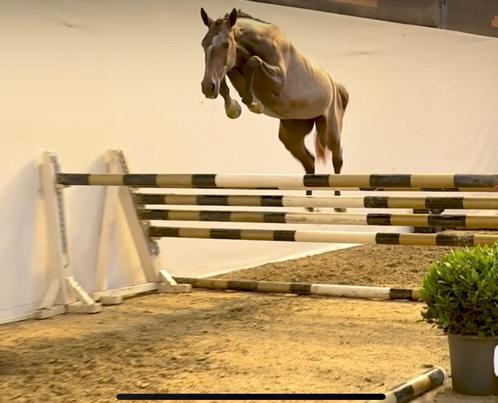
1 0 497 324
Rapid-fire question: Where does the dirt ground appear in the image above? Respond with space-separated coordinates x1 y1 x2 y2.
214 244 451 288
0 244 484 402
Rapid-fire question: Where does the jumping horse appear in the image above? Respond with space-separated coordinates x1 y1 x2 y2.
200 8 349 208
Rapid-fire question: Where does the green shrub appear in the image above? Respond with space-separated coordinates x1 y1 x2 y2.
420 243 498 337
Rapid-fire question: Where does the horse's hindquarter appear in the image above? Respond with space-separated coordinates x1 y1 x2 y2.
254 45 333 120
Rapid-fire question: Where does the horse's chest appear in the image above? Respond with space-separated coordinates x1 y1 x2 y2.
227 69 247 97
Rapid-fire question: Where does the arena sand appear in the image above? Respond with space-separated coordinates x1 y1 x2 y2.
1 245 482 402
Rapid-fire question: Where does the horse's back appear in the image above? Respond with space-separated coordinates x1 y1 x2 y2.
236 18 286 46
235 17 338 119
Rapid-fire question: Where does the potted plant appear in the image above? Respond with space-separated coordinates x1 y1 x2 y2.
420 243 498 396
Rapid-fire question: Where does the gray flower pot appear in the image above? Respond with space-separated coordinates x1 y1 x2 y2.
448 333 498 395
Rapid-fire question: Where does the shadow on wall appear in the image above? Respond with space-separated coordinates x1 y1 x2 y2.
64 154 107 293
63 151 146 293
0 159 47 321
0 152 127 323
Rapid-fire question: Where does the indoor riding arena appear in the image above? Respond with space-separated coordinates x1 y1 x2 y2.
2 1 498 402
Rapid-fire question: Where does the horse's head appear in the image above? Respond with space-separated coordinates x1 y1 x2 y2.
200 8 238 99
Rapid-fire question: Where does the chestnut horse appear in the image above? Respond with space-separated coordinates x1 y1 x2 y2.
200 8 348 205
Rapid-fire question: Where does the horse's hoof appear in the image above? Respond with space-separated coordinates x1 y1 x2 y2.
241 96 252 106
226 100 241 119
248 102 264 114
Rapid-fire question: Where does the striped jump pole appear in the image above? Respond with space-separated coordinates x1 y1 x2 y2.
135 193 498 210
139 209 498 229
173 277 421 301
367 367 446 403
56 173 498 191
148 226 498 247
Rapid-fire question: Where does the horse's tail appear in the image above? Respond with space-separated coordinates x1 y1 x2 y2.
314 81 348 165
337 82 349 111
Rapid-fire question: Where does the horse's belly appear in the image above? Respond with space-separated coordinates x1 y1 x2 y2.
262 100 322 119
253 71 332 119
255 89 330 119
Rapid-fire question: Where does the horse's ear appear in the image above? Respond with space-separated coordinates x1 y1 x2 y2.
200 7 213 27
228 8 237 27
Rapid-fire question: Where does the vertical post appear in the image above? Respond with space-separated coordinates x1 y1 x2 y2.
91 150 190 303
36 152 101 318
112 150 190 292
38 152 77 315
110 150 159 282
95 155 121 293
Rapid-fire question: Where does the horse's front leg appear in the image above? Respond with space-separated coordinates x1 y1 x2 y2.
220 78 241 119
242 56 286 113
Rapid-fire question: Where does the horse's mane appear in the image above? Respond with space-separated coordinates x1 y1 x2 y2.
221 9 271 25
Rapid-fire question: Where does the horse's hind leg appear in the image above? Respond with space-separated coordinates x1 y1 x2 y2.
316 112 345 212
278 119 315 211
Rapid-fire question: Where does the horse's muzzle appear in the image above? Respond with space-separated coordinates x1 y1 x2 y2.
201 81 219 99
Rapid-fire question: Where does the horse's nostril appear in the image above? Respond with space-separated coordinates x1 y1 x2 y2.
210 83 216 93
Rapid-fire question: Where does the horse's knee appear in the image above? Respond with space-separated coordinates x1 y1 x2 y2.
246 56 262 70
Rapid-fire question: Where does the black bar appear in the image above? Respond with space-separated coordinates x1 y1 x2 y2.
149 227 179 237
289 283 312 294
304 174 330 187
210 229 242 239
123 174 157 187
198 195 229 205
435 233 475 246
134 194 165 205
427 215 466 227
366 213 392 226
139 210 167 220
425 197 463 209
454 174 498 188
389 288 415 300
116 393 386 400
56 173 90 185
364 196 389 208
394 385 415 402
375 233 401 245
273 230 296 241
263 212 287 223
370 174 411 188
192 174 217 188
428 367 446 386
261 195 285 207
200 211 232 221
